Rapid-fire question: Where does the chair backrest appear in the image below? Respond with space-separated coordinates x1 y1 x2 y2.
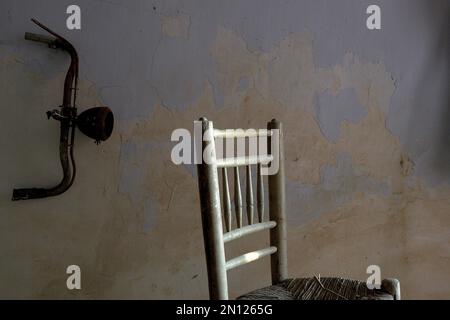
196 117 287 300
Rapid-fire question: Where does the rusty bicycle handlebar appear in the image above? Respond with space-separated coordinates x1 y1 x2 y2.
24 32 56 45
13 19 114 201
13 19 79 201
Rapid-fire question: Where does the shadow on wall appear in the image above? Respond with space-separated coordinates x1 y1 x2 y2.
432 8 450 181
409 1 449 184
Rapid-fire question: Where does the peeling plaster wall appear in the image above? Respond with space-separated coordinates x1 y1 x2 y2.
0 0 449 299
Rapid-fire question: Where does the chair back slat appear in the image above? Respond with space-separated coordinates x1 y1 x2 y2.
216 155 273 168
223 221 276 243
225 247 277 271
246 165 254 225
214 128 272 138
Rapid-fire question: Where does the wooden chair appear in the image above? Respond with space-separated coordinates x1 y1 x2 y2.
196 117 401 300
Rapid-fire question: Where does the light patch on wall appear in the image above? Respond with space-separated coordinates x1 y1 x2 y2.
162 13 191 39
287 152 388 226
210 27 269 108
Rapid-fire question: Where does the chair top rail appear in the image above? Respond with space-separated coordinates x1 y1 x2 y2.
214 129 273 138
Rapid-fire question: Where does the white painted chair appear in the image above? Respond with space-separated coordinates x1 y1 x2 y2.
196 117 400 300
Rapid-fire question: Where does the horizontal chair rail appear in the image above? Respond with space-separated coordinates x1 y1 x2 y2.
223 221 277 243
214 129 272 138
225 247 277 271
216 155 273 168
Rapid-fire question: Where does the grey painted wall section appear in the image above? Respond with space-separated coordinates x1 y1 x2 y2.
315 89 367 142
0 0 449 299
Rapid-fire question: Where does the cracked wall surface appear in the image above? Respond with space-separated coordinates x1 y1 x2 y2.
0 0 449 299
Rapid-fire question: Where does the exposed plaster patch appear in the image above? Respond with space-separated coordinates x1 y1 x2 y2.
161 13 191 39
267 32 316 110
287 152 389 226
210 27 269 108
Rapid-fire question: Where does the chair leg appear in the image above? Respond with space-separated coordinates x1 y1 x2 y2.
268 119 288 284
198 118 228 300
381 278 401 300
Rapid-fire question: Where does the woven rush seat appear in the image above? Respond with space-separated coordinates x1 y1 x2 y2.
237 277 398 300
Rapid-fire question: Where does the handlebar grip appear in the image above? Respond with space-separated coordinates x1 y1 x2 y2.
24 32 55 45
12 188 48 201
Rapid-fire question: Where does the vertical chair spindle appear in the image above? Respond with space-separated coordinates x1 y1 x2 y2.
222 168 232 232
246 165 254 225
257 163 264 223
234 167 243 228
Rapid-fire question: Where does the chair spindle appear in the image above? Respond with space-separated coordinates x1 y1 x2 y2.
246 165 254 225
257 163 264 223
234 167 243 228
222 168 232 232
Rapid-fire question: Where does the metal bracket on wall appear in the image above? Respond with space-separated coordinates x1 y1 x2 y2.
12 19 115 201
